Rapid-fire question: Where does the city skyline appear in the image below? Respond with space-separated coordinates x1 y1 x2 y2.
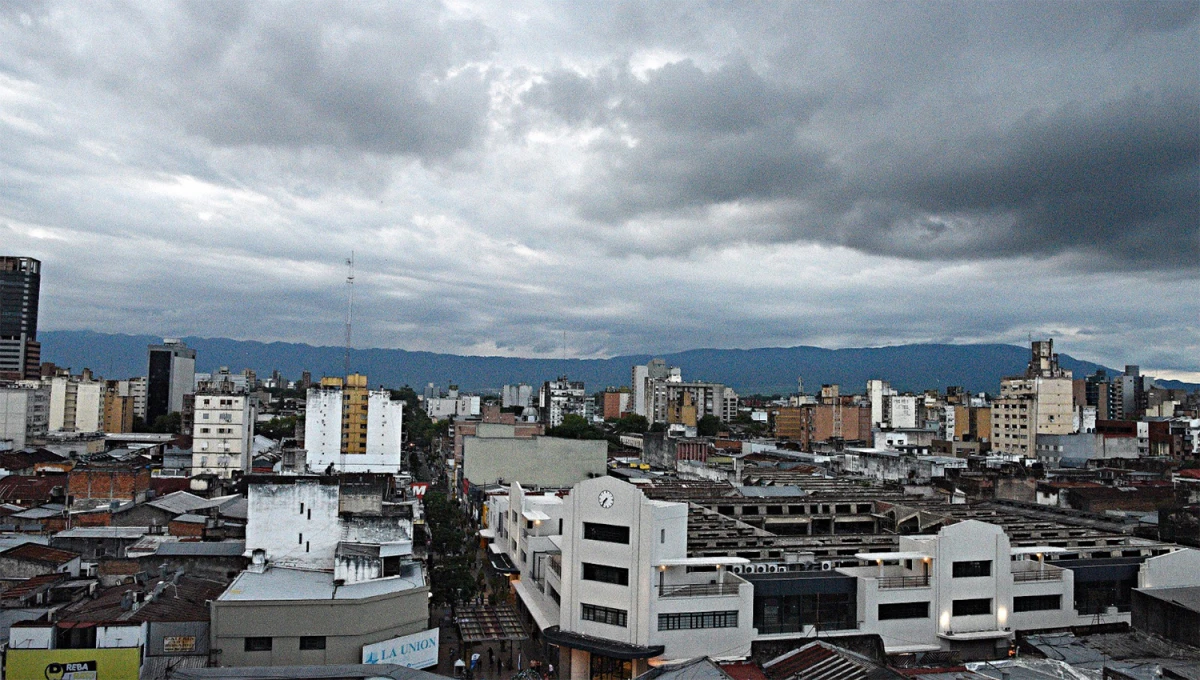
1 2 1196 375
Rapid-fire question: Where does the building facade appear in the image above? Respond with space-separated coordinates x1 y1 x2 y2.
192 390 256 477
304 375 405 474
0 256 41 381
146 339 196 424
488 477 756 680
0 383 50 449
213 475 429 668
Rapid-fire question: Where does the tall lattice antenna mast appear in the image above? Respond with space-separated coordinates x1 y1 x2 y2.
344 252 355 377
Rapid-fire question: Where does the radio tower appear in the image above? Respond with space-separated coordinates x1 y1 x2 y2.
344 252 355 377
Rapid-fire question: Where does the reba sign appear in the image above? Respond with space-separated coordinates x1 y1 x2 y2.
362 628 439 669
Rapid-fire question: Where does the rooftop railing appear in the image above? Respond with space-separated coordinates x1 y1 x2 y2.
1013 569 1063 582
659 582 742 598
877 575 931 589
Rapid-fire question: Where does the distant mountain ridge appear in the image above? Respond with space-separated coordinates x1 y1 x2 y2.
36 330 1197 395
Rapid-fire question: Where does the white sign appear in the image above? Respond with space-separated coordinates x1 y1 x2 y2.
362 627 439 668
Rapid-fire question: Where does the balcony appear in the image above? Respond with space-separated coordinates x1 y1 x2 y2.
877 575 930 589
1013 569 1063 582
659 582 742 598
1010 560 1065 583
549 554 561 577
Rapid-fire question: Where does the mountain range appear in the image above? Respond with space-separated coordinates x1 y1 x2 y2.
36 330 1196 396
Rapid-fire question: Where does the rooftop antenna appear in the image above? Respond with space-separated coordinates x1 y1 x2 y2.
344 252 355 377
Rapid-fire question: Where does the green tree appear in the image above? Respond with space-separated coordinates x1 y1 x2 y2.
150 412 182 434
257 415 298 441
697 414 722 437
609 414 649 434
547 414 605 440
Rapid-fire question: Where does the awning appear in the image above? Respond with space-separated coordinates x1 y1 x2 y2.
938 629 1013 641
513 578 558 632
542 626 664 660
478 528 496 539
522 510 551 522
1010 546 1068 556
655 556 750 567
853 551 930 561
457 603 529 643
488 550 520 574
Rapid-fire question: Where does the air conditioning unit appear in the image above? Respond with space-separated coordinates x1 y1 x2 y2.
821 561 834 571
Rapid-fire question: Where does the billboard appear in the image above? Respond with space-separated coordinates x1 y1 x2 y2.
6 648 141 680
362 627 439 669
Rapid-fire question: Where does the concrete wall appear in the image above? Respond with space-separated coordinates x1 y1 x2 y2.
211 585 429 667
245 479 341 569
0 386 48 449
463 436 606 488
303 388 343 469
358 390 404 472
1138 548 1200 588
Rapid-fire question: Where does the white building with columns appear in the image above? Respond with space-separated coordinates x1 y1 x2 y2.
485 476 755 679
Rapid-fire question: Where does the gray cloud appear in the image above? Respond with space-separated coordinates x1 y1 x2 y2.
0 1 1196 372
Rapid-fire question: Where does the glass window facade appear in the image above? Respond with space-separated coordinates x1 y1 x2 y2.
753 592 855 634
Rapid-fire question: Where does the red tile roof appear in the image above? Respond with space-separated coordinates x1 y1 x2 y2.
0 542 79 565
0 474 66 505
0 573 67 600
149 477 191 496
721 662 769 680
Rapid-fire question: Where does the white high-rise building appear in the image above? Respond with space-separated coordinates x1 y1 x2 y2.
867 379 895 427
0 383 49 449
304 375 405 474
47 375 104 433
192 391 256 477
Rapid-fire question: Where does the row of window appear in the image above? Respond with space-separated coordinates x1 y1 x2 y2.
245 636 325 651
581 603 627 627
658 611 738 631
580 603 738 631
877 595 1061 621
582 562 629 586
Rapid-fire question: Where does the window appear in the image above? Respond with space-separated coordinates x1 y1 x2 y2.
582 603 627 627
383 555 402 576
953 598 992 616
952 560 992 578
1014 595 1061 612
583 522 630 544
878 602 929 620
582 562 629 586
660 529 665 544
299 636 326 650
658 611 738 630
244 637 272 651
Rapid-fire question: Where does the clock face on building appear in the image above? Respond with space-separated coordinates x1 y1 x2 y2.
598 490 615 509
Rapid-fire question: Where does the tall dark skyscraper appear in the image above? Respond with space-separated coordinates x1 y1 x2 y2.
0 256 41 381
146 338 196 425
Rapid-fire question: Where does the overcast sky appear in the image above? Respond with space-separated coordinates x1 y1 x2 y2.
2 1 1197 375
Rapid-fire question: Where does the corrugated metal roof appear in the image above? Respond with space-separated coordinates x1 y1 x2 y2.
155 540 245 557
54 526 149 539
147 491 212 515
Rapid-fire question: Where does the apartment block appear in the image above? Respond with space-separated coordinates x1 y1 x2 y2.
304 374 404 474
192 389 256 477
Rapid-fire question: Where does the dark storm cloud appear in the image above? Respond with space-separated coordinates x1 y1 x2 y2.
522 2 1199 268
850 92 1200 267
